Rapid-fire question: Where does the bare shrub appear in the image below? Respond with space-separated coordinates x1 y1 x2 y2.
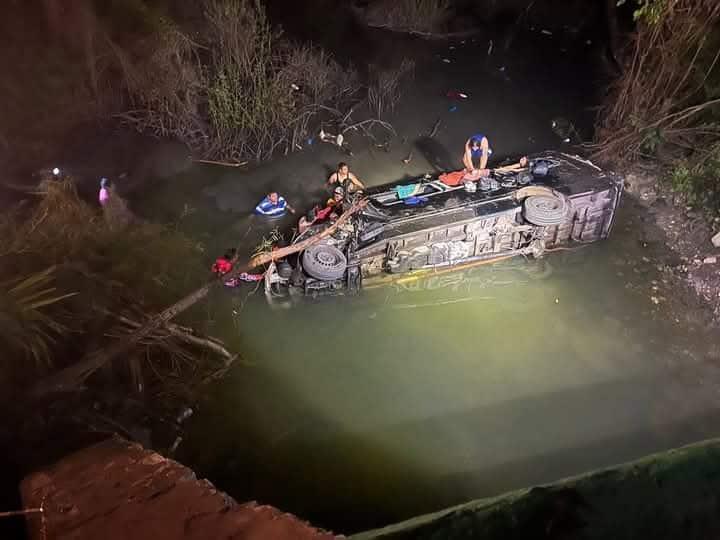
368 58 415 119
111 16 208 149
364 0 452 34
204 0 356 160
593 0 720 164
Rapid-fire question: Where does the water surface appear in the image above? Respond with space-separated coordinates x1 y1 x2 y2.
135 27 720 534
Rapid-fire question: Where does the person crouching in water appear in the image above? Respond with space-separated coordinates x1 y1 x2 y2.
255 191 295 217
212 249 236 277
297 187 346 234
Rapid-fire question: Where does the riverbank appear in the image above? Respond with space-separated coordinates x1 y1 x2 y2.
623 165 720 327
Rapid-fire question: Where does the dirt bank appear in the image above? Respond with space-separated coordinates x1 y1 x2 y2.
623 165 720 326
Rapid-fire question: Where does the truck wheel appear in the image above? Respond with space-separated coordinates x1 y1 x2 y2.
523 194 567 226
302 244 348 280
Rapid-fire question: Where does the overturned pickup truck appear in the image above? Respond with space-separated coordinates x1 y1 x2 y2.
264 151 623 304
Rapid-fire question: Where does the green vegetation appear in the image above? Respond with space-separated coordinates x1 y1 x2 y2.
595 0 720 214
0 178 228 410
111 0 356 161
666 145 720 214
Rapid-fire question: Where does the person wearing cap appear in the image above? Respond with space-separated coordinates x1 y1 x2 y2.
462 134 492 178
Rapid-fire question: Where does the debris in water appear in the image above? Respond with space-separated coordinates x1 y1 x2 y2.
442 58 451 63
487 39 494 56
290 83 300 91
586 40 592 45
402 151 413 165
446 90 468 99
428 117 441 138
703 256 718 264
449 45 456 50
449 105 458 112
177 407 193 424
499 66 506 72
541 29 553 35
555 298 560 304
551 117 580 143
169 436 183 455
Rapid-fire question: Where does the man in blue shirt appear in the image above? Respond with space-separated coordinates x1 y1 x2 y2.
254 191 295 217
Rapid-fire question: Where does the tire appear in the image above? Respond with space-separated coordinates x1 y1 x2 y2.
302 244 348 280
523 194 567 226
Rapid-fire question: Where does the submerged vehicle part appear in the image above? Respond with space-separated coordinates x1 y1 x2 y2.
264 151 623 304
303 244 348 280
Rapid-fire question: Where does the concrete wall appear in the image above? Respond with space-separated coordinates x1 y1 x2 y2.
20 436 341 540
352 439 720 540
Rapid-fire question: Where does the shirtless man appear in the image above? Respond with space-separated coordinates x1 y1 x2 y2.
327 162 365 193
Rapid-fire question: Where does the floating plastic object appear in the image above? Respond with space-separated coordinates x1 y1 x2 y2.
177 407 193 423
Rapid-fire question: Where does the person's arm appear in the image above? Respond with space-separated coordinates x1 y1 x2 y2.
349 172 365 189
462 140 474 171
278 197 295 214
479 137 490 170
327 172 337 186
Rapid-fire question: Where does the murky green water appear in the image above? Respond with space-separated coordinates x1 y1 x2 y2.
133 28 720 534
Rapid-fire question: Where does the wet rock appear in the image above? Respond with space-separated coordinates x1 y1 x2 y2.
712 231 720 248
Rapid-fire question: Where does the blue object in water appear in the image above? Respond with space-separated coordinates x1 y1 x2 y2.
307 138 314 145
404 196 428 206
449 105 458 112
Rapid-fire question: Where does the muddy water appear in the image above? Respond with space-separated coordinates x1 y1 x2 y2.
135 27 720 534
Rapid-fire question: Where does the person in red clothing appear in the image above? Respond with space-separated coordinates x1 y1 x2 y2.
212 249 236 276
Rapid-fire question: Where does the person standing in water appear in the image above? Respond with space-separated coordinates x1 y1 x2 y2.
254 191 295 217
462 134 492 177
327 162 365 194
98 177 110 206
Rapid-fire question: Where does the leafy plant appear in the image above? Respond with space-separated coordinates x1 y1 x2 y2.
0 266 77 370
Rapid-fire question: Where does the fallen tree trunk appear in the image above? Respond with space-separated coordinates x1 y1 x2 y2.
30 199 368 398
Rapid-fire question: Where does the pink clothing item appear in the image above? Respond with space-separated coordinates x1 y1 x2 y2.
99 188 109 205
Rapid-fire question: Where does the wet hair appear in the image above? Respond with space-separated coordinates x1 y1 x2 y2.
223 248 237 260
337 162 348 170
